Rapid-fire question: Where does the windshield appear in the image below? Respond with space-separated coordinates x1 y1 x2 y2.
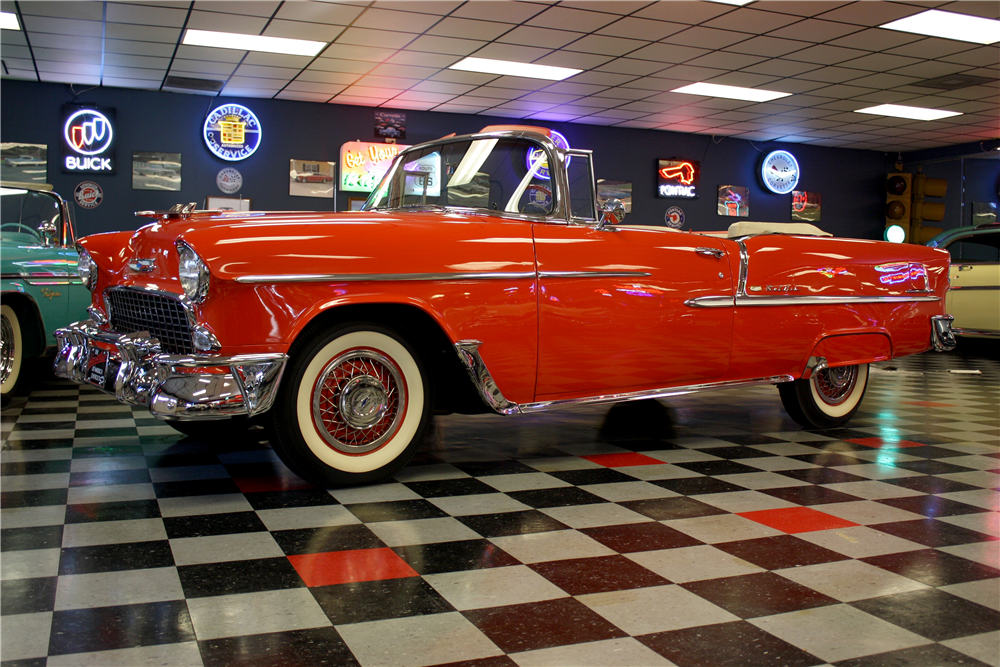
0 189 67 245
364 136 558 217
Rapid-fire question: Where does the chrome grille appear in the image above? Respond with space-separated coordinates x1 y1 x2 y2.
105 287 193 354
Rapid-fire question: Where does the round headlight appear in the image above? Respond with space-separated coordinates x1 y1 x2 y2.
176 240 210 302
77 246 97 290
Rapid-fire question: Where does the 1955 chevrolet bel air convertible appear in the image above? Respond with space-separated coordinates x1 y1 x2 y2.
54 126 956 487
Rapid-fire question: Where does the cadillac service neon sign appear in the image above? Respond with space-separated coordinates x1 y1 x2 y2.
203 104 262 161
62 106 116 174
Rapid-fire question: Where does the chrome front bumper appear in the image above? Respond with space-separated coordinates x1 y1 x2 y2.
931 315 957 352
54 320 287 421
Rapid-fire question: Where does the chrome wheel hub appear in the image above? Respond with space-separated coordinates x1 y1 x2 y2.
1 314 13 385
312 349 405 454
813 365 857 406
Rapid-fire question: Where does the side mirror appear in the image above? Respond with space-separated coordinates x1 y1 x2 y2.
596 198 625 231
37 219 58 247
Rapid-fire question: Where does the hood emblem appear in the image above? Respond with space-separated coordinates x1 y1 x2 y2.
129 258 156 273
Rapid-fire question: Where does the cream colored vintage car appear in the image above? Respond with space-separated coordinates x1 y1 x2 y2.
927 223 1000 338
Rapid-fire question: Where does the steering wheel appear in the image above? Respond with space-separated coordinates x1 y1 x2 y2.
0 223 41 239
520 184 552 215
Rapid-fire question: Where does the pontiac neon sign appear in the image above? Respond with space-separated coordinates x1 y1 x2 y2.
657 159 699 198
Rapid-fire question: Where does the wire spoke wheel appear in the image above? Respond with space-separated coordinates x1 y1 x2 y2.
312 349 406 454
812 365 858 406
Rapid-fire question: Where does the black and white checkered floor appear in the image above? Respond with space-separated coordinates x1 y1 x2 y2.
2 349 998 667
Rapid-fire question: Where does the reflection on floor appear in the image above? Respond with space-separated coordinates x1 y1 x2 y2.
2 349 998 667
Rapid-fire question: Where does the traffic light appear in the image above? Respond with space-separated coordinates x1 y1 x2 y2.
912 172 946 244
885 172 912 243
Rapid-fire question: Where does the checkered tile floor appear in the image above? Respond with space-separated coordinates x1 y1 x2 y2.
2 349 998 667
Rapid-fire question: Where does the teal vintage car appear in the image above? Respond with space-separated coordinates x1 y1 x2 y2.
1 183 91 404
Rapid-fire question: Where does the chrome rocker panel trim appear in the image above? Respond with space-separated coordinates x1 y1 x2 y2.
53 320 287 421
931 315 957 351
454 338 793 416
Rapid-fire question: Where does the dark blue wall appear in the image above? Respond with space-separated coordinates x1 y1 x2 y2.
2 79 907 240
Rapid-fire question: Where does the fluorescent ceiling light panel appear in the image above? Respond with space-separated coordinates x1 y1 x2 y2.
671 82 790 102
880 9 1000 45
449 57 581 81
182 29 326 57
854 104 962 121
1 12 20 30
708 0 754 5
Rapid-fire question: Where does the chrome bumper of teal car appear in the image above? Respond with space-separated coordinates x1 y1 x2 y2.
53 320 287 420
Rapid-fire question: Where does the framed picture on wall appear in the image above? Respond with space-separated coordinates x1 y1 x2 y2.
597 180 632 213
206 196 251 212
1 142 47 184
289 159 335 198
348 197 367 211
791 191 821 222
718 185 749 217
133 151 181 191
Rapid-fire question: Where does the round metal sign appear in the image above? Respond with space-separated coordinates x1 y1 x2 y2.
525 130 569 181
761 149 800 195
665 205 685 229
74 181 103 208
203 104 262 161
216 167 243 194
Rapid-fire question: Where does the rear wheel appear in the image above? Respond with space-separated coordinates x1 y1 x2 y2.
1 305 25 406
271 323 431 487
778 363 869 429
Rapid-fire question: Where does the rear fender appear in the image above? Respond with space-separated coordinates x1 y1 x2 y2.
802 332 892 379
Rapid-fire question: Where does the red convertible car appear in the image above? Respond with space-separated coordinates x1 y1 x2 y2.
55 126 955 487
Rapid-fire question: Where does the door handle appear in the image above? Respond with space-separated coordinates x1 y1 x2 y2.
958 265 974 271
695 247 725 258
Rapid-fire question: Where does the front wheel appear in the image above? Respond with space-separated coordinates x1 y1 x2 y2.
778 363 869 430
1 305 25 407
270 323 432 487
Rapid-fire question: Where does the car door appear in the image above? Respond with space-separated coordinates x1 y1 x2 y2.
946 234 1000 334
532 153 734 400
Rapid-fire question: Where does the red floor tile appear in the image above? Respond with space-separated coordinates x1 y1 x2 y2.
847 437 926 449
288 548 419 587
582 452 664 467
738 507 859 534
233 475 315 493
902 401 956 408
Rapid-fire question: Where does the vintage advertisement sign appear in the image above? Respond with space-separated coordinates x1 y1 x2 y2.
375 111 406 140
74 181 103 208
340 141 410 193
203 104 261 161
657 159 699 198
62 105 116 174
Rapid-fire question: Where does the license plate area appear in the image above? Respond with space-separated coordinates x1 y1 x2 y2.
86 353 122 392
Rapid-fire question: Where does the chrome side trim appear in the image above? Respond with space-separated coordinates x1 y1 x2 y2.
236 271 536 284
686 294 941 308
949 285 1000 291
519 376 795 414
952 327 1000 338
737 240 749 296
453 340 520 416
931 315 957 351
538 271 652 279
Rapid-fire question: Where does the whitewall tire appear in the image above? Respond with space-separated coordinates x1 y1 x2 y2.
779 363 870 429
1 304 24 406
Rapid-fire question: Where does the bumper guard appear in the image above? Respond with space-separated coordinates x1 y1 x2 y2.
931 315 957 352
54 320 287 421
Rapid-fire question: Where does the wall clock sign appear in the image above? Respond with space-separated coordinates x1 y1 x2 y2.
525 130 569 180
760 150 800 195
203 104 261 161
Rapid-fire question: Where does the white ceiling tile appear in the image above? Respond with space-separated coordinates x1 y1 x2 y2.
104 76 161 89
192 2 279 18
767 19 861 42
563 34 647 58
239 53 313 68
519 91 582 105
434 103 494 113
794 65 872 84
526 6 619 32
541 81 610 96
786 44 871 65
567 71 637 86
815 2 924 27
32 47 102 64
38 71 100 85
218 87 278 98
934 45 1000 67
427 17 511 41
105 38 176 57
497 26 584 50
36 59 101 74
614 100 668 113
0 45 31 59
295 69 361 86
352 8 442 33
275 90 336 102
848 73 923 90
263 19 343 42
331 95 395 107
595 58 669 76
225 76 285 89
596 17 686 42
629 43 711 64
486 75 553 92
21 15 103 37
19 1 102 20
449 94 506 106
369 63 440 81
186 10 268 33
450 2 547 25
471 86 532 100
341 84 407 98
529 111 584 122
26 32 101 51
471 42 552 62
839 53 924 73
621 78 690 93
428 69 497 85
391 90 455 103
1 58 36 71
741 59 822 78
483 107 536 118
104 54 170 69
234 64 302 80
0 30 28 46
633 2 733 25
386 51 459 68
274 2 363 25
406 34 486 56
319 43 396 63
337 27 415 49
106 3 187 27
653 64 728 82
103 65 164 80
355 74 422 90
409 80 477 95
106 23 182 43
384 99 438 110
169 60 237 76
704 8 803 34
723 36 813 58
533 50 616 70
662 26 754 50
890 61 974 79
686 52 768 70
705 71 780 88
826 27 923 51
371 1 463 15
174 44 245 63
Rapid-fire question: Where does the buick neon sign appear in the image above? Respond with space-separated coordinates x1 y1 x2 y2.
62 106 116 174
657 159 699 198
